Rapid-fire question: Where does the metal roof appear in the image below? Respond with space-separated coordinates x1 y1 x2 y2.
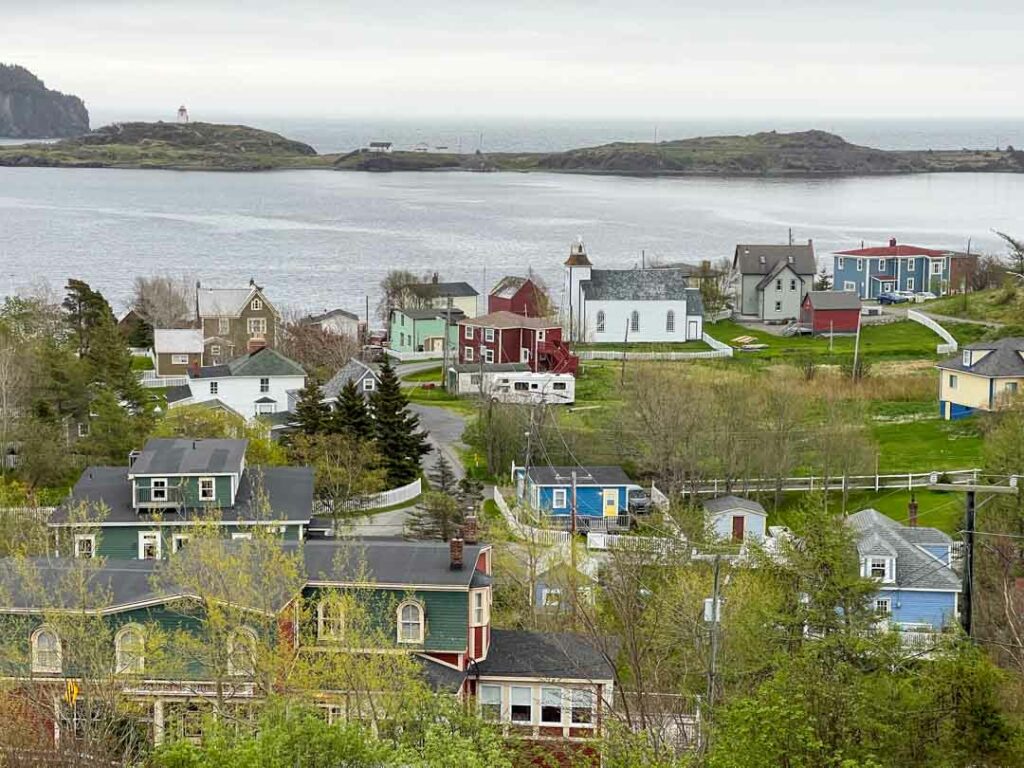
153 328 203 354
703 495 767 517
526 466 637 487
490 275 528 299
805 290 861 311
581 268 698 303
847 509 960 591
733 243 816 276
129 438 247 476
197 288 253 317
936 338 1024 378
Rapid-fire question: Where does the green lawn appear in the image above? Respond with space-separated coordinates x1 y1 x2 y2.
575 340 711 352
405 385 477 415
402 366 443 383
769 489 966 535
872 409 983 472
921 287 1024 326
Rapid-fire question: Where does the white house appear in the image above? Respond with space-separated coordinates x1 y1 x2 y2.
703 495 767 542
561 240 704 343
167 347 306 419
302 308 361 339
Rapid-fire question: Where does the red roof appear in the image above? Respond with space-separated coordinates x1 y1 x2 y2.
836 243 948 257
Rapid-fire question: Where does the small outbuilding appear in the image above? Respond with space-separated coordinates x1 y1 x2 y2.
800 291 861 335
703 495 767 542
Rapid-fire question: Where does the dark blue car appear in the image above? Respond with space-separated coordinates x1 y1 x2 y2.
878 291 910 305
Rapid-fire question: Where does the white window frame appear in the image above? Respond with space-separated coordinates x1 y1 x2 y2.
247 317 267 337
843 281 857 292
209 381 219 395
510 685 533 724
857 259 864 272
541 687 564 725
837 257 845 270
907 277 915 291
484 328 495 342
932 259 944 275
774 300 782 312
570 689 595 726
199 477 216 501
464 325 473 340
484 348 494 364
465 347 474 362
211 344 221 356
521 347 530 362
397 600 425 644
74 534 96 559
471 589 489 627
789 279 797 291
874 598 892 616
362 378 375 391
171 354 189 365
259 377 270 393
595 311 605 333
172 533 190 553
115 624 146 674
866 556 894 583
251 298 263 312
962 350 971 367
227 627 257 676
150 477 168 502
138 531 161 560
218 317 230 334
31 627 62 674
878 258 886 271
317 599 345 641
552 488 568 509
256 402 275 415
478 684 502 721
77 422 90 438
231 532 253 541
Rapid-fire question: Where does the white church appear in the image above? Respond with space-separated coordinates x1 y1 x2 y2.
560 240 705 344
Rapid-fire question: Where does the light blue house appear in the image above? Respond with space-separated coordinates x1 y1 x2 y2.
848 509 960 635
703 495 767 542
833 239 953 299
513 465 642 524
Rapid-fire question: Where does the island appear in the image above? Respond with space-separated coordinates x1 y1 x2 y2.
1 121 1021 177
0 64 90 139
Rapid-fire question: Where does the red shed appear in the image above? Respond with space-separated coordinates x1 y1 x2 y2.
488 275 545 317
800 291 861 335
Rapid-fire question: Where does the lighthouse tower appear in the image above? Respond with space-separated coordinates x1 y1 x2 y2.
177 105 189 124
562 238 593 342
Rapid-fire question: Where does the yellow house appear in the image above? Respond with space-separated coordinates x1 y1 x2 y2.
937 338 1024 420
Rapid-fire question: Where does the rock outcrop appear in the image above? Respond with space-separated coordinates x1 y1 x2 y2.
0 64 90 139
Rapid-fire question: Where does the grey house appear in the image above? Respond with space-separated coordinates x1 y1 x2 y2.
733 242 816 321
319 358 381 403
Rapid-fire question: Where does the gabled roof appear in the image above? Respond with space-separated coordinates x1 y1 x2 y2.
321 358 380 400
836 243 948 258
526 466 636 487
581 268 699 303
304 308 359 324
459 311 560 330
396 307 466 322
129 438 247 476
847 509 960 591
936 338 1024 377
733 244 816 276
703 495 767 517
197 283 277 319
805 291 861 311
192 347 306 379
409 281 479 299
755 259 804 291
491 275 529 298
477 629 615 681
153 328 203 354
302 540 488 588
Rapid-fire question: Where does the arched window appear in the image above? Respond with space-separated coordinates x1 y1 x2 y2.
630 311 640 333
666 310 675 332
595 311 605 333
396 600 424 644
228 627 257 676
115 625 145 674
317 599 345 641
31 627 61 674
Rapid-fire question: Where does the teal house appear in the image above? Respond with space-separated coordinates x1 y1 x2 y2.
388 307 464 357
50 438 313 559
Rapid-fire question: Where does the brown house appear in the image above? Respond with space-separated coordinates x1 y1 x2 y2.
196 279 280 365
152 329 204 376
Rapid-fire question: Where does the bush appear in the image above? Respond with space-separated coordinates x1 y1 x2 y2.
130 355 154 371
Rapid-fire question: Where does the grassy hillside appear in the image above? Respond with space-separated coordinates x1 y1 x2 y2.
922 286 1024 327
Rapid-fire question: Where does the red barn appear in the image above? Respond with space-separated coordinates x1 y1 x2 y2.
488 275 546 317
800 291 861 335
458 311 578 374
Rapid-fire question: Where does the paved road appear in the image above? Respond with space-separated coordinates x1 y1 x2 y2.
394 361 444 388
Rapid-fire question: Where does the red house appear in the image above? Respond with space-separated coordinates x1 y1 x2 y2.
800 291 861 335
458 311 578 374
488 276 546 317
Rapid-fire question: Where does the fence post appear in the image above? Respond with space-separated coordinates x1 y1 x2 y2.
908 473 912 490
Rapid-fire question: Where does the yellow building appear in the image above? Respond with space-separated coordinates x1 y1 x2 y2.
937 338 1024 420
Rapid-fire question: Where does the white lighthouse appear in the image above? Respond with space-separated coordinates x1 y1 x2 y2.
177 105 189 124
561 238 593 342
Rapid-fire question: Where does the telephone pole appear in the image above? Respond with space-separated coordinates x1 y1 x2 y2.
704 554 723 752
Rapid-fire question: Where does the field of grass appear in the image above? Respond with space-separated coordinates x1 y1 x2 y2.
575 340 711 352
921 287 1024 326
768 488 966 535
405 385 477 415
402 366 443 383
872 406 983 472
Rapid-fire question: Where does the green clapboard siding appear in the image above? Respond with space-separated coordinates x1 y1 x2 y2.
135 474 234 507
58 523 303 560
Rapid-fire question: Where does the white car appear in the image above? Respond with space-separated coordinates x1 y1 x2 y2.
911 291 937 303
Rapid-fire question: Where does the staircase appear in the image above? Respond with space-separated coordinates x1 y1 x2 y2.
537 339 580 375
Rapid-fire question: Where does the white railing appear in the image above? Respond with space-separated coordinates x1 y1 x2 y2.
384 348 450 363
651 482 670 512
314 478 422 515
587 531 686 556
673 468 980 496
576 335 733 362
492 487 571 546
702 331 735 356
907 310 958 354
137 371 190 388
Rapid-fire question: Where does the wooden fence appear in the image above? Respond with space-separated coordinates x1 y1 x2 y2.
676 468 980 497
907 309 958 354
576 333 733 362
492 487 571 546
313 478 422 515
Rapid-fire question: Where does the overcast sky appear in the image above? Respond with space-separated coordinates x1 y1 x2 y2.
5 0 1023 121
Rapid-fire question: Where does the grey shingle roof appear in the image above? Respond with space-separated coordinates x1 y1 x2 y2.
847 509 960 591
755 260 805 291
733 244 816 276
409 282 478 299
526 466 636 487
476 629 616 681
321 359 379 400
416 656 467 693
806 291 861 310
130 438 247 476
703 495 767 517
581 268 699 303
459 311 559 330
0 558 165 611
193 347 305 379
936 338 1024 377
302 540 487 588
397 307 465 322
449 362 529 374
165 385 193 405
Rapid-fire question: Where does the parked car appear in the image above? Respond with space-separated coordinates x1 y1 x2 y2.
878 291 910 305
912 291 938 302
628 489 652 515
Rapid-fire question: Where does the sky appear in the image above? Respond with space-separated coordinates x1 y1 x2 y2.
4 0 1024 121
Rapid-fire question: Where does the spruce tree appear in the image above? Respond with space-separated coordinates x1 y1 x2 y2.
330 380 373 440
370 358 430 486
429 453 457 495
86 312 147 412
406 491 463 541
292 378 330 435
62 278 113 357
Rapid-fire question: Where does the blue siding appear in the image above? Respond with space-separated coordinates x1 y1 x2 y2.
833 255 948 299
940 400 975 420
878 588 957 629
535 484 631 517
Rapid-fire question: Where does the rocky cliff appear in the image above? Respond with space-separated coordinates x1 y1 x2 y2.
0 64 89 139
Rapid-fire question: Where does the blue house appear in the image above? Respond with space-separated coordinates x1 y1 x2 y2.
833 239 953 299
848 509 960 637
513 465 642 524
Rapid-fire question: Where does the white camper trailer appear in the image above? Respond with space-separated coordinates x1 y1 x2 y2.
448 364 575 405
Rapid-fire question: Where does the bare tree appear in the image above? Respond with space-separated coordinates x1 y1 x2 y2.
277 312 361 379
376 269 429 325
131 275 193 329
996 231 1024 275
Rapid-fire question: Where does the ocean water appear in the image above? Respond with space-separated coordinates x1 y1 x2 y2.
1 161 1021 318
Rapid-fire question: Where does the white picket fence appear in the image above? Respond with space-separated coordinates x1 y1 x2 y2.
678 468 980 497
137 371 189 388
587 531 686 556
575 333 733 362
314 478 422 515
384 348 448 363
492 487 571 546
907 310 959 354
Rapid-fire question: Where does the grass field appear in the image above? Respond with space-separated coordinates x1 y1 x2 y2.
575 340 711 352
768 488 966 535
921 287 1024 326
872 410 984 472
402 366 443 383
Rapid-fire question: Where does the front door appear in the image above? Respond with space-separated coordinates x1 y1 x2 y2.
731 515 745 541
602 489 619 518
687 320 699 339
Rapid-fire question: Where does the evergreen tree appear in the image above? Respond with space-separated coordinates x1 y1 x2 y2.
457 474 485 510
62 278 113 357
369 358 430 486
429 452 457 495
81 387 142 465
85 312 147 411
291 378 330 435
406 491 464 541
330 380 373 440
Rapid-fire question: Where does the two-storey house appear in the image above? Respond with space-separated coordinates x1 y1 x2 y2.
833 238 971 299
152 329 203 377
49 438 313 559
732 242 816 322
936 337 1024 419
197 279 280 364
458 311 578 375
409 277 479 318
389 307 464 357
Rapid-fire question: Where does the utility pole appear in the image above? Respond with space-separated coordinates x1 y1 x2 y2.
705 554 722 750
851 313 862 380
963 489 976 638
570 470 578 537
442 296 452 387
620 317 630 386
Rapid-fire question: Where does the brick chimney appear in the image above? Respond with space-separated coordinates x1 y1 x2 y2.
889 237 897 248
463 515 479 545
908 493 919 527
247 338 268 353
187 360 201 378
449 535 464 570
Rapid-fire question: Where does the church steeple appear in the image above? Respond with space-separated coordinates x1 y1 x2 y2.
565 237 593 267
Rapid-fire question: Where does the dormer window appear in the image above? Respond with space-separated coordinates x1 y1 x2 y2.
251 298 263 312
962 350 971 367
864 556 894 583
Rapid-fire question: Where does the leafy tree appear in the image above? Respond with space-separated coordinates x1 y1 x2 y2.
62 278 113 357
369 358 429 485
288 432 387 522
291 377 330 435
14 415 75 491
152 405 287 466
331 379 374 440
406 490 463 541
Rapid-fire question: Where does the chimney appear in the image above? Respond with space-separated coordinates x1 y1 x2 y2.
463 515 479 545
249 277 256 287
907 493 918 527
449 535 464 570
889 237 897 248
187 360 201 378
247 337 268 353
807 238 813 248
432 272 439 284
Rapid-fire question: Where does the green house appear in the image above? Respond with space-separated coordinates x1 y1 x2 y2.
50 438 313 560
388 307 463 356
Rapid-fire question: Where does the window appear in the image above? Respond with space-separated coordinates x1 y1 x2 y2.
397 601 424 643
962 350 971 367
907 277 915 291
837 257 845 270
630 311 639 333
317 599 345 641
247 317 267 337
541 687 563 724
867 557 892 582
514 381 529 391
775 279 782 291
199 477 215 501
479 684 502 721
542 587 562 607
665 310 675 332
139 532 161 560
774 301 782 312
362 378 375 392
553 382 567 391
1007 382 1019 395
878 259 886 271
552 488 568 509
259 377 270 393
228 628 257 676
857 259 864 272
151 478 168 501
874 598 892 616
932 259 944 275
465 347 474 362
31 627 61 674
74 534 95 559
789 279 797 291
484 348 494 364
948 374 958 390
484 328 495 342
521 347 531 362
172 354 189 365
218 318 230 334
537 330 545 341
472 590 488 626
510 686 533 723
571 690 595 725
251 298 263 311
209 381 219 395
172 534 190 553
77 422 90 438
211 345 221 356
464 325 473 340
595 311 605 333
843 281 856 292
115 625 145 674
